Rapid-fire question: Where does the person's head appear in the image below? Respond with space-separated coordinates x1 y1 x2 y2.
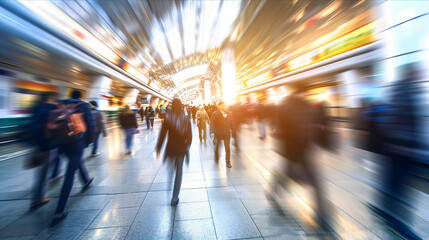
199 106 204 111
171 98 182 113
89 100 98 108
71 90 82 99
218 101 228 112
123 105 130 111
40 92 58 103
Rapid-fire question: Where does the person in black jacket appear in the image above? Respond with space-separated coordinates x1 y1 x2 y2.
367 63 424 240
146 106 155 129
156 98 192 206
210 101 233 168
89 101 106 157
268 86 331 232
119 105 138 154
52 90 94 226
29 92 58 211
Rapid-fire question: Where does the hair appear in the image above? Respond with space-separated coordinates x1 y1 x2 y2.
71 90 82 99
171 98 182 113
123 105 130 110
89 100 98 108
217 101 225 106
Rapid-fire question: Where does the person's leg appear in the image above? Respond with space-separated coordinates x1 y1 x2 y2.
203 125 207 141
129 128 135 150
125 129 132 150
171 155 184 205
150 119 154 128
51 150 61 179
224 136 231 166
32 151 51 206
198 126 203 141
214 137 221 163
55 140 84 215
146 117 150 129
78 161 90 184
92 133 100 155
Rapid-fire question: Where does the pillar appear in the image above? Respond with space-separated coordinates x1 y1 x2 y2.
123 88 139 109
221 48 236 104
87 75 111 110
150 97 159 108
337 70 362 108
204 80 211 104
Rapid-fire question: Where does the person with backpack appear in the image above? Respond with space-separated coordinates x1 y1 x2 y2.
50 90 94 226
119 105 138 154
28 92 58 211
156 98 192 206
89 101 106 157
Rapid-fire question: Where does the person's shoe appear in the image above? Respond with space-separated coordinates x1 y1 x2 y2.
81 178 94 192
171 197 179 206
50 212 69 227
226 162 232 168
30 197 51 211
91 152 100 157
49 175 63 184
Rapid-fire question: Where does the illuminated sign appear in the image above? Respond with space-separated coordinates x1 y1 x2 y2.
287 22 376 71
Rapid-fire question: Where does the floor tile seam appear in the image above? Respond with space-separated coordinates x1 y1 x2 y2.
205 187 219 240
232 186 263 239
125 153 163 239
174 217 213 222
86 222 136 230
71 195 112 239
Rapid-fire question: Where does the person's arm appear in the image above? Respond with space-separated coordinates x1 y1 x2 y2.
83 103 95 146
155 118 168 154
185 116 192 146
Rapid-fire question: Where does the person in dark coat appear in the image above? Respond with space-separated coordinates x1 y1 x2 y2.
52 90 94 226
119 105 138 154
210 101 233 168
89 101 106 157
156 98 192 206
268 86 330 232
138 106 145 122
368 62 424 240
29 92 58 211
146 106 155 129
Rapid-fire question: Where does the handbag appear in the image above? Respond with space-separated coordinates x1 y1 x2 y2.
24 151 49 169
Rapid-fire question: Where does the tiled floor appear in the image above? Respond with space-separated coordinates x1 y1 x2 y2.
0 119 428 239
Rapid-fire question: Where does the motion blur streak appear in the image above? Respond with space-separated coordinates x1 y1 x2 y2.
0 0 428 239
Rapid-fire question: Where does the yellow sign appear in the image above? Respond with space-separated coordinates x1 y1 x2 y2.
287 22 376 71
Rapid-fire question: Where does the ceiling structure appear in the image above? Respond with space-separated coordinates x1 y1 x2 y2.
18 0 373 103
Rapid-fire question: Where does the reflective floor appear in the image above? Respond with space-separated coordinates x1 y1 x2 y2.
0 120 428 239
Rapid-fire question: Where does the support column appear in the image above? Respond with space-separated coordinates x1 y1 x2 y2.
150 97 159 108
204 80 211 104
221 48 236 104
337 70 362 108
123 88 139 109
87 75 111 110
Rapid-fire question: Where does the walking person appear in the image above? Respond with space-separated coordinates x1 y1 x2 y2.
367 63 424 239
51 90 94 226
28 92 58 211
268 86 331 232
138 106 145 122
156 98 192 206
89 101 106 157
146 106 155 129
196 106 210 142
119 105 138 154
210 101 233 168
